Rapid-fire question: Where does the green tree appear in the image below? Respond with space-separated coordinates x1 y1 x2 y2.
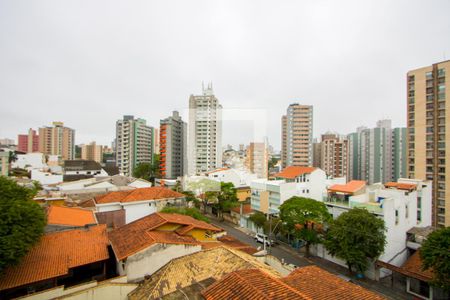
279 197 331 257
420 227 450 291
249 211 267 232
324 208 386 274
0 176 46 271
133 154 160 183
213 182 239 220
161 207 210 223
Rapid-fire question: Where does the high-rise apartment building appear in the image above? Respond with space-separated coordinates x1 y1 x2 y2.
348 120 406 185
160 111 187 179
115 115 153 176
281 103 313 168
38 122 75 160
312 138 321 168
17 129 39 153
407 60 450 227
188 84 222 175
320 133 349 179
81 142 103 163
246 142 268 178
153 128 160 155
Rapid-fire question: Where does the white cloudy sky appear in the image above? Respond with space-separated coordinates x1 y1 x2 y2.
1 0 450 150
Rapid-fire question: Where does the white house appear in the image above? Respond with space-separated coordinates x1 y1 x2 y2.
12 153 46 170
320 178 432 279
250 179 297 215
207 168 258 188
94 187 186 224
31 169 63 185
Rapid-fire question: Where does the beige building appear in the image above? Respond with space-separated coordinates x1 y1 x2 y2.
320 133 349 179
38 122 75 161
81 142 103 163
245 142 268 178
281 103 313 167
407 60 450 227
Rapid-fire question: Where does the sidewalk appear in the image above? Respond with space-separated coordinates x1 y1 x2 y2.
213 217 411 300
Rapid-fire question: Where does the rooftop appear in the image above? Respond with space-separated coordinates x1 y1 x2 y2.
384 182 417 191
328 180 366 194
63 160 102 171
274 166 316 179
108 212 221 260
47 206 96 227
0 225 109 291
401 251 433 282
95 187 185 204
128 246 281 300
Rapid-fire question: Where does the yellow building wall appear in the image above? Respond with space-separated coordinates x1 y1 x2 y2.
259 191 269 214
185 229 216 242
156 223 182 231
237 188 251 202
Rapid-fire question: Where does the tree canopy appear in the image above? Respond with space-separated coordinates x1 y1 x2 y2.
161 207 210 223
249 211 267 231
213 182 239 220
324 208 386 273
279 196 331 256
419 226 450 291
0 176 46 272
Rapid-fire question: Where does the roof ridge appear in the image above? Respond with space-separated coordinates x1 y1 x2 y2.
232 270 270 299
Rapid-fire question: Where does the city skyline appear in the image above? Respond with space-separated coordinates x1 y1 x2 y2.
1 1 450 149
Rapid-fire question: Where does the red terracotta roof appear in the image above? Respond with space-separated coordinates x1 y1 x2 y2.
0 225 109 291
207 168 230 174
47 206 96 227
282 266 385 299
108 213 221 260
274 166 316 179
328 180 366 194
95 187 185 204
401 251 433 281
202 268 309 300
384 182 417 191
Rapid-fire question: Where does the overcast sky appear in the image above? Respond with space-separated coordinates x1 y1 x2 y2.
1 0 450 151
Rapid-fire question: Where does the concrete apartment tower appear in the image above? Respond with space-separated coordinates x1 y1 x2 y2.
160 111 187 179
246 142 268 178
320 133 349 179
281 103 313 168
115 116 153 176
348 120 407 185
17 128 39 153
38 122 75 160
81 142 103 163
407 60 450 227
188 83 222 175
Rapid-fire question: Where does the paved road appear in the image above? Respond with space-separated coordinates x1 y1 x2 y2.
210 218 311 267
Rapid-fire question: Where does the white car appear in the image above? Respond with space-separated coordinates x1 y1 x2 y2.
254 233 274 246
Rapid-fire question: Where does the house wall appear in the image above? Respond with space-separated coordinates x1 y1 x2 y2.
124 243 202 282
123 202 157 224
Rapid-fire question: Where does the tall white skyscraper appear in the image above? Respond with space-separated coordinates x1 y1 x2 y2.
188 83 222 175
115 115 153 176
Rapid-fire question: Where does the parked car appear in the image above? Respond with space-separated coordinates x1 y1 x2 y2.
254 233 275 246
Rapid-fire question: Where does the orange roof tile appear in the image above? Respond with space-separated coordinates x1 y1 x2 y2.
274 166 316 179
47 206 96 227
202 268 309 300
328 180 366 194
206 168 230 174
0 225 109 291
108 213 221 260
384 182 417 191
401 251 433 281
282 265 385 299
95 187 185 204
231 203 252 214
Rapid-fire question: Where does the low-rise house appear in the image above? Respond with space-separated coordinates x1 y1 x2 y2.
202 265 385 300
206 168 258 188
63 160 107 181
56 176 151 195
128 246 280 300
322 178 432 279
31 169 63 185
46 206 97 232
108 212 222 282
236 186 251 202
250 179 297 214
12 152 46 170
95 187 186 224
0 225 109 299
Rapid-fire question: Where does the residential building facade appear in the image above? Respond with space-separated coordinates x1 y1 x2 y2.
81 142 103 163
17 128 39 153
160 111 187 179
281 103 313 167
115 115 153 176
38 122 75 160
319 133 349 179
348 120 406 184
188 83 222 175
245 142 268 178
407 60 450 227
